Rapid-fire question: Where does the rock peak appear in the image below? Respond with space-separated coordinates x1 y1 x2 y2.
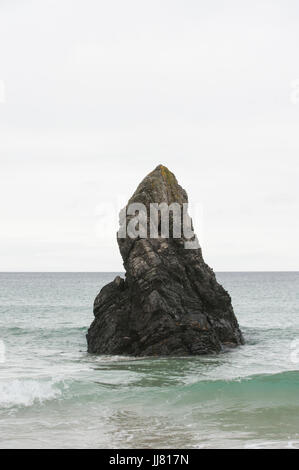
87 166 243 356
129 165 187 207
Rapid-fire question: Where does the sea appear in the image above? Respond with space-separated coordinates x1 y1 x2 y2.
0 272 299 449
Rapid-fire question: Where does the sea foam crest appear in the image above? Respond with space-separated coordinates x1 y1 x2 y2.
0 340 5 363
0 379 62 408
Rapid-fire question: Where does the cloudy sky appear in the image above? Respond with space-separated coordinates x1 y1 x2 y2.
0 0 298 271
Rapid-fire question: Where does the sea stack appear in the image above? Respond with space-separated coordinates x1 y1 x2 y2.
87 165 243 356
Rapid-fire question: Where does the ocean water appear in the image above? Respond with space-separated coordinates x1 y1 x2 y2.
0 272 299 449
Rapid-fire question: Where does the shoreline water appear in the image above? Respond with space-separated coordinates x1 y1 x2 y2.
0 272 299 448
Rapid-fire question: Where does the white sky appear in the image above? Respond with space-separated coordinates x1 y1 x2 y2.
0 0 299 271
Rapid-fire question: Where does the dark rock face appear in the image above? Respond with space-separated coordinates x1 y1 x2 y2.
87 165 244 356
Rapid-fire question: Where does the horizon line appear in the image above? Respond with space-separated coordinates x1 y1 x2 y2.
0 270 298 274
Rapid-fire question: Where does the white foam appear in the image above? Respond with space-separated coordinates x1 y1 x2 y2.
0 340 5 363
0 379 61 408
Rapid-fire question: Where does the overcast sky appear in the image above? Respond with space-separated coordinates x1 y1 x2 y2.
0 0 299 271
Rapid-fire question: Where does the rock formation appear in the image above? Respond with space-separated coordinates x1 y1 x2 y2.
87 165 243 356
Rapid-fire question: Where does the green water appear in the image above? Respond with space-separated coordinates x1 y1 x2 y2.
0 272 299 448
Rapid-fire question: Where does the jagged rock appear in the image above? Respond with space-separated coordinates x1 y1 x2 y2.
87 165 244 356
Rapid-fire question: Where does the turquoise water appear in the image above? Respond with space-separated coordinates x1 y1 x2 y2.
0 272 299 449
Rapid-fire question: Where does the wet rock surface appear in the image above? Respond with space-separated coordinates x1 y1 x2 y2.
87 165 244 356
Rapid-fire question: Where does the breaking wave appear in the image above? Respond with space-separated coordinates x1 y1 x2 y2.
0 379 63 409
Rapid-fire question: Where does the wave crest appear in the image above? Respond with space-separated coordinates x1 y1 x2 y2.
0 379 62 408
